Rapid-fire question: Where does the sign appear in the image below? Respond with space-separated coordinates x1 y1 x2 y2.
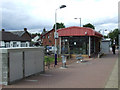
54 32 59 39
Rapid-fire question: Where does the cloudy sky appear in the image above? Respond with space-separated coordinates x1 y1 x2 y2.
1 0 119 35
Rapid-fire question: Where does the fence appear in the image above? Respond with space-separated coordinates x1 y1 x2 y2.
0 47 44 85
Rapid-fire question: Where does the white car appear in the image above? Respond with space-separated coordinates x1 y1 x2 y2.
47 46 57 54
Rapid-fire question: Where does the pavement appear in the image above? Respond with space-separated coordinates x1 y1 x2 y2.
105 55 118 88
2 51 118 88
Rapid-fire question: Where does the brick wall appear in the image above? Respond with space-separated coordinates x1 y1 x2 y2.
42 29 59 46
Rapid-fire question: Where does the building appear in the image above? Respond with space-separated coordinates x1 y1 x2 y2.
11 28 31 41
31 34 41 46
40 29 59 47
57 26 103 57
31 35 40 42
40 26 103 57
0 28 31 48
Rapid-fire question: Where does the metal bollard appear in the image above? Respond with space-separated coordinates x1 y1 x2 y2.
61 55 67 68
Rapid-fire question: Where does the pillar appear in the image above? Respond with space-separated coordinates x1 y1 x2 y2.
94 37 96 53
59 37 61 54
89 36 91 58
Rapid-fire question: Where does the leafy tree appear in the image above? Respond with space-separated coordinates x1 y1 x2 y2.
104 35 108 38
42 28 47 35
31 33 41 36
108 29 119 45
53 22 65 29
83 23 95 29
43 27 46 32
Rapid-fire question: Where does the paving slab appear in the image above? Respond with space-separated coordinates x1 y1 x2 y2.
105 59 118 88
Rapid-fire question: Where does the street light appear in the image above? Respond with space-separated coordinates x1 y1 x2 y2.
74 18 81 27
54 5 66 66
60 5 66 9
103 29 107 39
99 29 107 39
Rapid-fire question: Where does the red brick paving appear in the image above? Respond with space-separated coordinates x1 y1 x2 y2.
3 51 118 88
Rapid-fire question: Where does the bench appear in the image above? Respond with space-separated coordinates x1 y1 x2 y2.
76 54 83 63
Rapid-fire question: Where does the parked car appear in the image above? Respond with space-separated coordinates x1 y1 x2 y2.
46 46 57 54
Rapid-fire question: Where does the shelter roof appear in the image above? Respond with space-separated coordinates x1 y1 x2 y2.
57 26 103 37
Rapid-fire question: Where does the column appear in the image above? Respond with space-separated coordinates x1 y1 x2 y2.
94 37 96 53
89 36 91 58
59 37 61 54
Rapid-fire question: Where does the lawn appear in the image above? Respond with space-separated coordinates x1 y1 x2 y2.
44 55 61 64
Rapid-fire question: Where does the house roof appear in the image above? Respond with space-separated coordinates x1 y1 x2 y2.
1 31 30 41
12 31 25 37
11 30 31 38
57 26 103 37
31 34 37 39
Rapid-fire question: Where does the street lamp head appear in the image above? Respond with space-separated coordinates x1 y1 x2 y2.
74 18 77 19
60 5 66 9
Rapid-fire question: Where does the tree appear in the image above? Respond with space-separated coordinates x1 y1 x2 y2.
108 29 119 45
53 22 65 29
31 33 41 37
83 23 95 29
42 27 47 35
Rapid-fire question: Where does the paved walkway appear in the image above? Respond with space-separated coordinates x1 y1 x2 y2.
3 51 118 88
105 57 118 88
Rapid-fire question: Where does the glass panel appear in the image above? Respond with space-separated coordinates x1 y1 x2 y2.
61 36 88 54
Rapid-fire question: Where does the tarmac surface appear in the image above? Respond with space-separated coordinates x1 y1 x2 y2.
2 51 118 88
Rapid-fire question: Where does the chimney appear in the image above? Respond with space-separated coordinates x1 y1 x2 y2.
2 29 5 31
24 28 27 31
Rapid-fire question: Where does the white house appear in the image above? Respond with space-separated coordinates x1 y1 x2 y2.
0 28 31 48
31 35 40 42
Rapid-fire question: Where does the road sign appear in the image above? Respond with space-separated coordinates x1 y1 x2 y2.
54 32 58 39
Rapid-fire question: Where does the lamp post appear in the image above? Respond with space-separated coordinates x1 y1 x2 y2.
103 29 107 39
99 29 107 39
54 5 66 66
74 18 81 27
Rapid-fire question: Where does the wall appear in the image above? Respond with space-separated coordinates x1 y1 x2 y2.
0 49 8 85
101 40 110 54
42 29 55 46
0 51 2 85
0 47 44 85
94 37 101 53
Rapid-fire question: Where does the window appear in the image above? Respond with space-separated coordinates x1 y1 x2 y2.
62 36 89 54
26 42 29 47
21 42 26 47
16 42 20 47
48 35 49 39
0 41 5 47
43 36 46 39
13 41 17 47
5 42 10 48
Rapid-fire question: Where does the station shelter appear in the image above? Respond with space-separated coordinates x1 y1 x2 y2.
57 26 103 58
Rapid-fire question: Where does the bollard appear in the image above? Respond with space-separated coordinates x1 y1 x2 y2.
61 55 67 68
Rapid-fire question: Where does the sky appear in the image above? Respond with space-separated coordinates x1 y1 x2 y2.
1 0 119 35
